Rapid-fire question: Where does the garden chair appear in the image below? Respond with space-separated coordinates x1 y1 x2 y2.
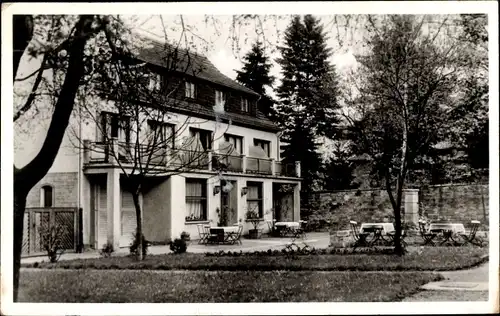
418 220 437 246
349 220 371 249
459 220 484 247
387 229 408 248
293 220 307 239
204 225 219 245
266 220 276 236
228 225 243 245
197 224 208 244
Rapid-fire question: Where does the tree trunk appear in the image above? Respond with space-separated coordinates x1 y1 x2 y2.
132 188 144 260
13 15 34 80
12 15 102 301
13 180 28 302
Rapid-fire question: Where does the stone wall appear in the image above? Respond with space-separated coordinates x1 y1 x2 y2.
305 188 397 230
26 172 79 208
420 183 489 227
305 183 489 230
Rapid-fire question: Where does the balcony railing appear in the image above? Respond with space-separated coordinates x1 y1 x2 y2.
83 139 300 178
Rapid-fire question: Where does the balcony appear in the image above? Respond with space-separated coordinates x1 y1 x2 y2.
83 139 300 178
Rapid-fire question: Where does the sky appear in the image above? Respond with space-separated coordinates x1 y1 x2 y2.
129 15 359 97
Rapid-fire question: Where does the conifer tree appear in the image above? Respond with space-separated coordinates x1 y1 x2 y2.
274 15 341 198
236 41 275 117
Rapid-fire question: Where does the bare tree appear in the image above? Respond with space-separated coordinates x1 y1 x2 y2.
340 15 484 255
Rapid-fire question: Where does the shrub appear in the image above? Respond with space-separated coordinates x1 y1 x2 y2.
130 232 148 258
99 242 115 258
170 238 187 254
39 223 66 263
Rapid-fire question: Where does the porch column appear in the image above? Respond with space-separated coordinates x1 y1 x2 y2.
169 175 186 240
293 182 301 221
81 175 91 247
404 189 419 226
106 168 121 249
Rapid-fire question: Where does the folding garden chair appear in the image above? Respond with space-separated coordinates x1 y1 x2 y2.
197 224 208 244
418 220 437 246
349 220 371 249
228 225 243 245
293 220 307 239
459 220 484 247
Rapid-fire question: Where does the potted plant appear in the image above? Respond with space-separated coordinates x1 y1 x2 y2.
180 231 191 241
246 208 262 239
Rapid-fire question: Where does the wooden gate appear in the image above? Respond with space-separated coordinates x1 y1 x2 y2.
22 207 81 257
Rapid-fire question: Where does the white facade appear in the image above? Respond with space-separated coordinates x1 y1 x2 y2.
17 98 302 250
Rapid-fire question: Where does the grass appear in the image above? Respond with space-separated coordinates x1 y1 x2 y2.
19 269 442 302
24 247 488 271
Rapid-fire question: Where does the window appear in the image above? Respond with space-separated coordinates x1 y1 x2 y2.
148 73 161 91
148 121 175 148
189 128 213 151
246 182 263 218
241 97 249 112
185 81 196 98
254 139 271 157
215 90 226 107
185 179 207 222
224 134 243 155
100 112 131 143
41 185 53 207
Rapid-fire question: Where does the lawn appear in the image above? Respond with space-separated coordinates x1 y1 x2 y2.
24 247 488 271
19 269 442 302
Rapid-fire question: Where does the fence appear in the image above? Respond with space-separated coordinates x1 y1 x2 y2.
22 207 82 257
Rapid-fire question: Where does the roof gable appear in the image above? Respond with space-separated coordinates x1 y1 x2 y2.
134 36 260 97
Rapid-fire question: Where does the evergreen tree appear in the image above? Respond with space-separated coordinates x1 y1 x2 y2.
235 41 275 117
274 15 341 197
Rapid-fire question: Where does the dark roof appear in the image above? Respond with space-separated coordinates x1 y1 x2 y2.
129 34 277 132
134 36 260 97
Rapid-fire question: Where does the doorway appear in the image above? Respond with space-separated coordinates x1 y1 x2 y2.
220 180 237 226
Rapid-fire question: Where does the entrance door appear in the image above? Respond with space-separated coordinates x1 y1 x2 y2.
220 180 237 226
96 182 108 249
120 190 137 247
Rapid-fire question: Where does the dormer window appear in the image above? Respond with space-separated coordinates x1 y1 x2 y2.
215 90 226 108
241 98 249 112
148 73 161 91
185 81 196 99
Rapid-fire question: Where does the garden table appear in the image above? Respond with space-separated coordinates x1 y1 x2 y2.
209 226 240 244
275 222 300 237
428 223 465 246
359 223 395 246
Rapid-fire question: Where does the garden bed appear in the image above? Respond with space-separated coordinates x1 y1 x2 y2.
19 269 442 302
23 247 488 272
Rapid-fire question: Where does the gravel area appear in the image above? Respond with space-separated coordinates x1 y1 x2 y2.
402 290 489 302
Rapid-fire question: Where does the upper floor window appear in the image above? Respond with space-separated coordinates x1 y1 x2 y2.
185 81 196 99
189 128 213 151
241 98 249 112
148 73 162 91
254 138 271 157
215 90 226 108
224 134 243 155
40 185 53 207
100 112 131 143
148 121 175 148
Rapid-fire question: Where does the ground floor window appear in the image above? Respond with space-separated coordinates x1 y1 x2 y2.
246 182 263 218
185 178 207 222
